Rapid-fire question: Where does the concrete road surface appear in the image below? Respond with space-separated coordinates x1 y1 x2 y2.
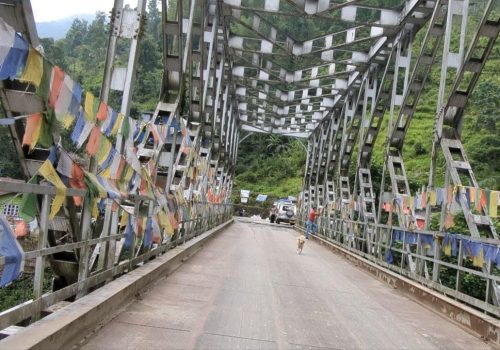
78 220 491 349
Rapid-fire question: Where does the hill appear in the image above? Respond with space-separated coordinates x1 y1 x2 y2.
36 15 95 40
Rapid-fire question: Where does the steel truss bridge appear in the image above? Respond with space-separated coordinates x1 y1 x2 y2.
0 0 500 348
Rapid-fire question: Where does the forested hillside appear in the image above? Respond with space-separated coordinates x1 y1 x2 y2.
234 134 306 200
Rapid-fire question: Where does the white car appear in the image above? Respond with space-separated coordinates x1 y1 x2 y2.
275 202 296 225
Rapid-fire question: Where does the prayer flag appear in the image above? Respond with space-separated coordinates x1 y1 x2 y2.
69 163 86 206
0 20 16 67
84 92 96 122
470 187 476 204
20 47 43 86
429 190 437 206
96 134 112 165
144 217 153 249
85 172 107 198
62 114 75 129
111 113 124 136
38 159 67 219
124 215 135 248
54 75 74 122
68 83 83 117
86 126 101 156
96 101 108 122
119 211 129 227
0 33 28 80
48 66 64 108
38 110 57 148
0 215 25 287
101 106 114 135
22 113 42 150
19 176 38 221
489 191 498 218
36 56 53 103
75 114 95 148
121 115 130 140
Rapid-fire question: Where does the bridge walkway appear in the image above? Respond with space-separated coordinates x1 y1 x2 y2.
78 220 491 349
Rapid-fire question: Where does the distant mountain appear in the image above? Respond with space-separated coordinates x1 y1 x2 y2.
36 14 95 40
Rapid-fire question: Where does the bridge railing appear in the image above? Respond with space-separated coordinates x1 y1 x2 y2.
297 217 500 316
0 180 232 331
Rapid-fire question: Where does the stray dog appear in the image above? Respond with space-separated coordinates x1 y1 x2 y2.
297 235 306 254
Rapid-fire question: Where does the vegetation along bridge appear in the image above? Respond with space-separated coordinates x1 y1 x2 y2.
0 0 499 348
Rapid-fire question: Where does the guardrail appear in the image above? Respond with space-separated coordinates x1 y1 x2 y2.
0 181 232 331
297 216 500 317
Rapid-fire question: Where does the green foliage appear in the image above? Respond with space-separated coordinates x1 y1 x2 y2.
233 133 306 202
38 8 162 116
0 119 23 179
414 142 427 156
0 272 53 312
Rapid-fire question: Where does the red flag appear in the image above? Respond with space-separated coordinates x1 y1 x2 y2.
96 101 108 121
49 66 65 108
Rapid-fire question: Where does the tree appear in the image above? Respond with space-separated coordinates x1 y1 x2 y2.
147 0 161 46
0 126 23 179
65 19 88 54
39 38 68 71
265 134 291 155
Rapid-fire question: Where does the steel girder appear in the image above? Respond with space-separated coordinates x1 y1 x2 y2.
222 0 434 135
160 0 239 202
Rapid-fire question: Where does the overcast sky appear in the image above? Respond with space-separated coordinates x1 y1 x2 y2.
30 0 137 22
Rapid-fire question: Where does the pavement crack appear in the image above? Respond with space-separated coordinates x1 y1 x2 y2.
115 320 191 333
203 331 276 343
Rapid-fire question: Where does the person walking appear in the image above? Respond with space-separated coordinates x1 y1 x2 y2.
305 205 319 239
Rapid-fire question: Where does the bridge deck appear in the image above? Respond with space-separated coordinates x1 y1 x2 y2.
78 220 491 349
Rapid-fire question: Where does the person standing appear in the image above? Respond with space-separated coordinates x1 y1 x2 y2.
269 205 278 223
305 205 319 239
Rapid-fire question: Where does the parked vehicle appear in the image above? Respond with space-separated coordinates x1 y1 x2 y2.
275 201 296 225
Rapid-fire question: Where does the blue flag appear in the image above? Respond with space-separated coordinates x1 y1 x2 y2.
0 215 24 287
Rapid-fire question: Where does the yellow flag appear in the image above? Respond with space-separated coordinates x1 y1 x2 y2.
429 190 437 206
469 187 476 204
158 210 173 236
472 247 484 267
92 200 99 219
111 113 124 135
443 241 452 256
489 190 498 218
20 47 43 86
84 92 96 122
100 167 111 179
62 113 75 129
38 160 67 219
97 137 112 166
124 166 134 182
177 187 186 205
120 211 129 227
